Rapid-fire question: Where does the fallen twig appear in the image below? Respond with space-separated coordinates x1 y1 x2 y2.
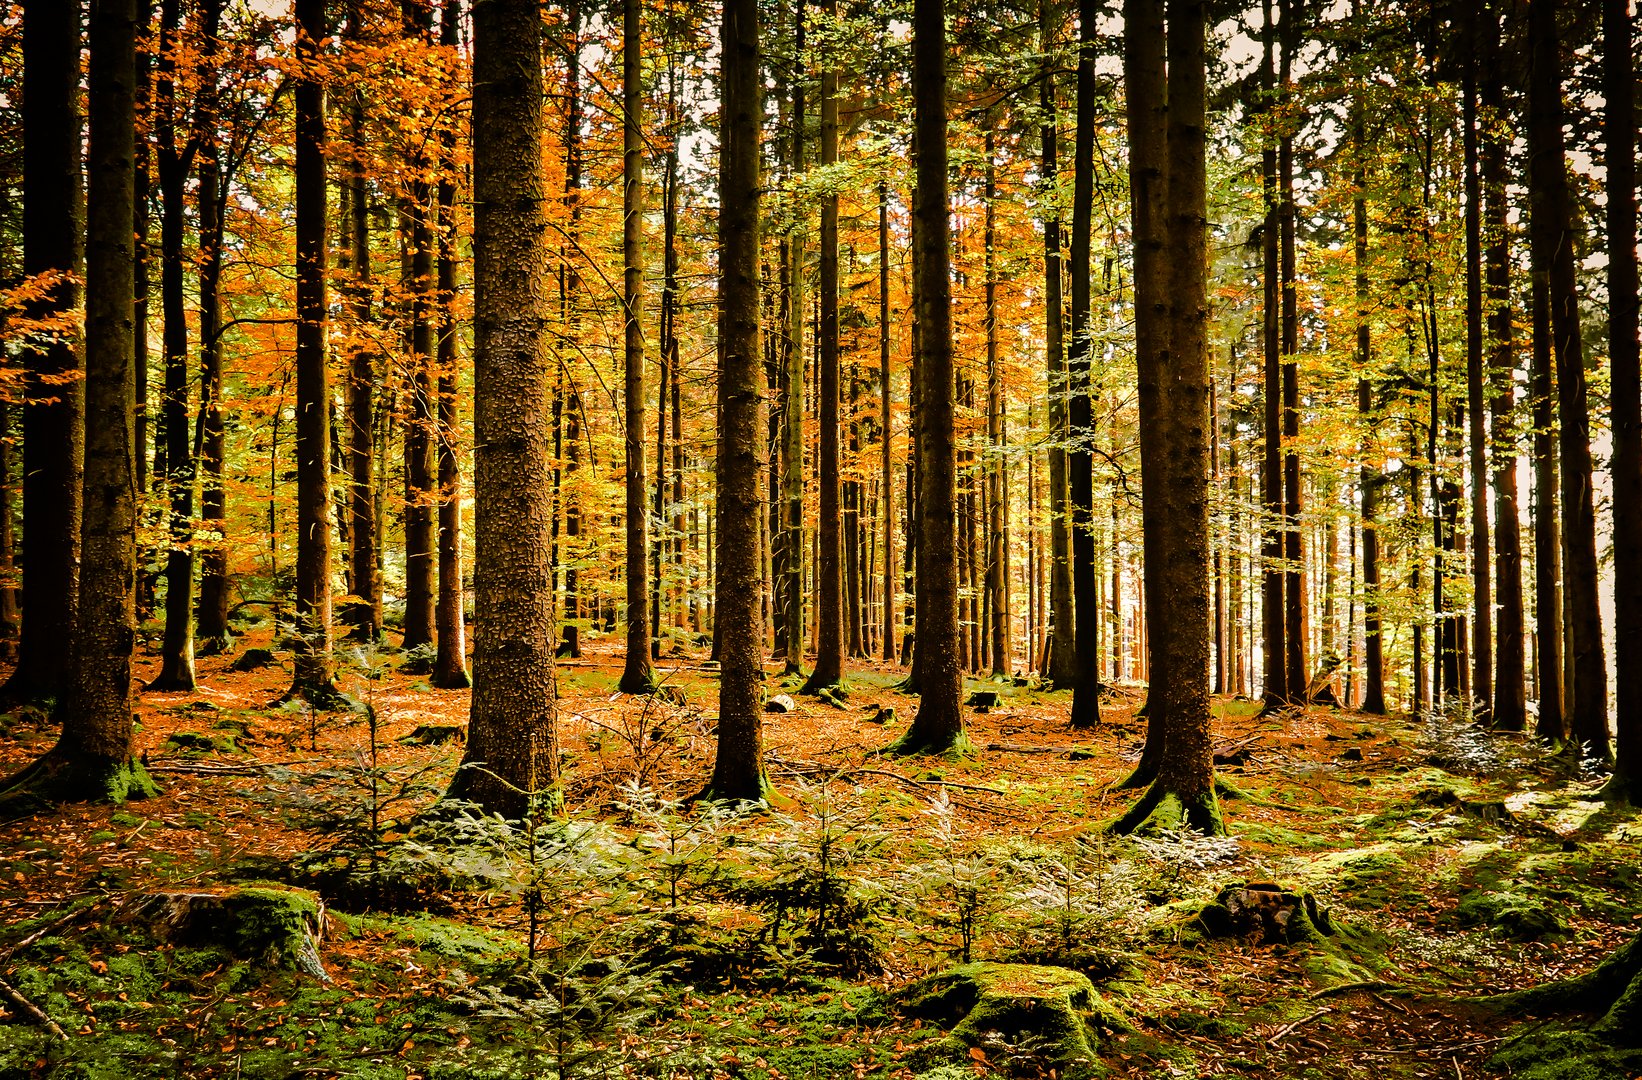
1310 979 1400 1000
1266 1006 1331 1045
0 975 66 1040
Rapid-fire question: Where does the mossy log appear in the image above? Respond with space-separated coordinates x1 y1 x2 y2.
900 962 1129 1076
122 887 329 980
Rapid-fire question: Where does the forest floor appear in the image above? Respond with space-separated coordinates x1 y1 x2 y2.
0 614 1638 1080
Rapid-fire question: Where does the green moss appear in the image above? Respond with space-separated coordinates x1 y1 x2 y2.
1491 1027 1642 1080
881 726 977 759
1453 889 1567 940
1109 783 1225 836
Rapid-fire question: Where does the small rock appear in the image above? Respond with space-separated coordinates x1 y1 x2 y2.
764 694 797 714
163 731 222 753
865 705 896 725
966 690 1002 711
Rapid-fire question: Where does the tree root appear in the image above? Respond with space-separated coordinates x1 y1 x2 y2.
1109 780 1224 836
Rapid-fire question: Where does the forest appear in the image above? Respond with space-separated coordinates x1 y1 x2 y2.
0 0 1640 1075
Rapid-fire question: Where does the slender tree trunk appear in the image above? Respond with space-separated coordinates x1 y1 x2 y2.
344 16 381 641
1531 272 1564 741
1067 0 1101 730
196 0 232 655
289 0 338 701
1115 0 1221 835
134 2 151 500
1604 0 1641 795
1462 49 1492 718
1278 0 1306 702
1040 2 1075 689
557 3 583 660
1258 0 1285 710
984 124 1008 677
431 0 469 690
1528 0 1608 758
1353 76 1385 713
0 404 15 661
6 0 86 703
780 2 805 675
880 176 896 662
446 0 559 818
890 0 967 755
5 0 155 804
804 0 845 694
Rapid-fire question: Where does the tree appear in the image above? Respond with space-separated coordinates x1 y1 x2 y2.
3 0 156 805
1113 0 1221 836
887 0 968 757
289 0 339 703
1461 30 1490 719
619 0 655 694
1258 0 1285 711
1527 0 1607 760
702 0 770 800
803 0 845 696
1603 0 1640 798
5 0 85 703
445 0 559 818
1040 0 1075 689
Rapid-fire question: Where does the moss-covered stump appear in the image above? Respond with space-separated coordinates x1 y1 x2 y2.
900 962 1129 1076
122 887 329 980
1191 884 1336 946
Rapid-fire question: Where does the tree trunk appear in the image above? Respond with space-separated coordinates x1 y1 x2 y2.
1353 69 1385 714
343 29 381 641
1530 272 1564 741
150 0 197 692
1278 0 1306 703
289 0 337 702
1040 1 1075 688
1528 0 1608 758
1067 0 1101 731
4 0 155 805
445 0 559 818
880 176 896 662
618 0 654 693
1258 0 1285 710
704 0 769 799
984 124 1009 678
804 0 845 694
6 0 86 703
195 0 232 656
431 0 469 690
1603 0 1640 796
1115 0 1221 835
889 0 967 755
779 0 805 676
1463 48 1492 718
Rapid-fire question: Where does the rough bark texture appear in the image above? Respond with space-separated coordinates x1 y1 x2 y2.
445 0 559 819
704 0 770 799
1352 73 1384 714
619 0 654 694
1604 0 1641 796
779 6 805 677
1258 0 1285 711
1527 0 1607 758
5 0 156 806
1278 0 1305 704
804 0 845 695
289 0 337 702
7 0 85 703
1066 0 1101 732
343 17 382 641
1114 0 1220 836
196 0 232 655
1040 1 1075 689
888 0 968 757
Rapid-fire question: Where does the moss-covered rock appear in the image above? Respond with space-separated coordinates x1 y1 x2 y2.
1453 889 1567 941
900 962 1129 1076
123 886 328 979
1191 883 1336 946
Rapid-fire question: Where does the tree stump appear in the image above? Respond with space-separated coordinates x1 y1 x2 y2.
121 887 328 980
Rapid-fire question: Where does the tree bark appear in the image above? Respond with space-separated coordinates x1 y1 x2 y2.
779 0 805 676
1462 48 1492 718
1278 0 1306 703
1352 65 1384 714
1067 0 1101 731
289 0 338 702
984 123 1009 678
195 0 232 655
1040 0 1076 688
889 0 967 755
1603 0 1640 796
1531 273 1565 742
4 0 155 805
1258 0 1285 710
880 176 896 662
1527 0 1607 758
704 0 770 799
6 0 85 703
445 0 559 818
343 15 382 641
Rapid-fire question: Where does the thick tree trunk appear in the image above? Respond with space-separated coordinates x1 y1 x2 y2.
1603 0 1641 796
804 0 845 694
889 0 968 755
704 0 770 799
6 0 85 703
1115 0 1221 835
431 0 469 691
446 0 559 818
289 0 337 702
1528 0 1608 758
4 0 155 804
1067 0 1101 731
619 0 654 693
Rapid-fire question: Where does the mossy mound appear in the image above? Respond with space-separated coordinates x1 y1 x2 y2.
1486 930 1642 1042
122 886 328 979
1191 883 1336 946
1452 889 1567 941
1490 1027 1642 1080
900 962 1129 1076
